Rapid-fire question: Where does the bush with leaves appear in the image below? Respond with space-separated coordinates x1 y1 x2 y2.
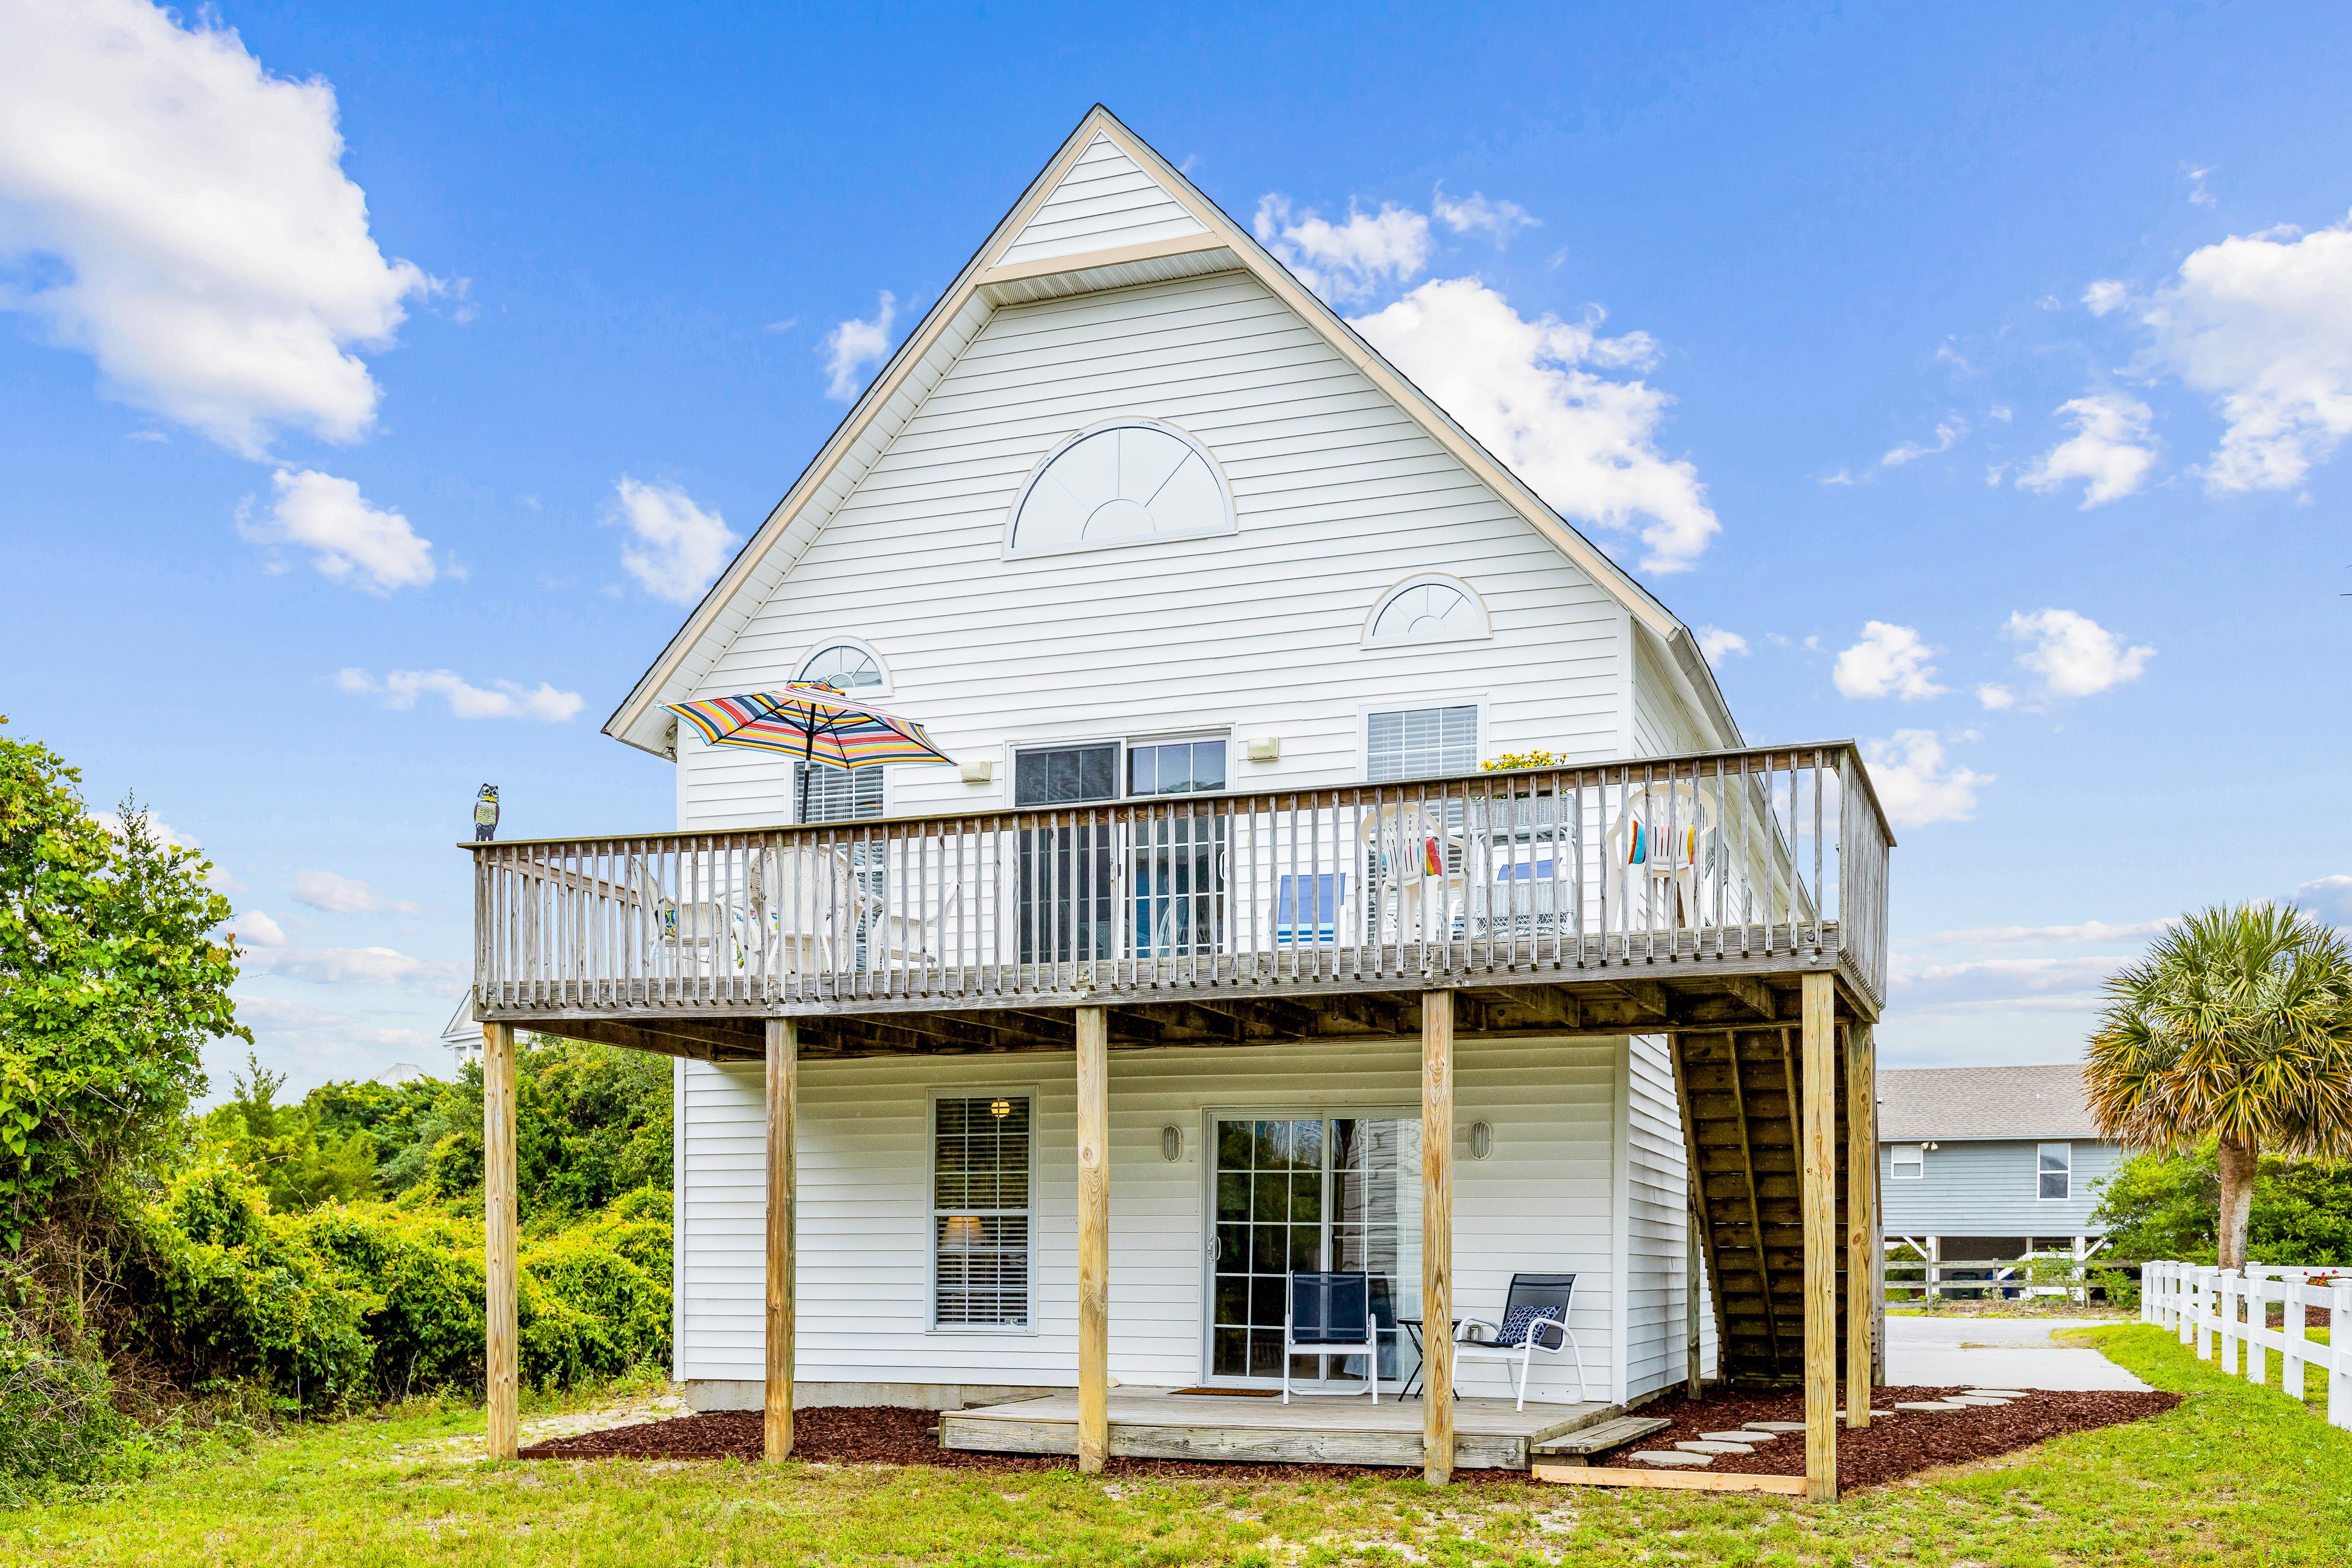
2092 1141 2352 1267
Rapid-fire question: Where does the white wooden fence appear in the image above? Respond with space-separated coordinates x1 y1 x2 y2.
2142 1260 2350 1426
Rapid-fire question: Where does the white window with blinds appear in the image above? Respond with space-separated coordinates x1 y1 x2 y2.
2037 1142 2072 1201
1364 704 1479 782
795 762 885 824
932 1093 1032 1329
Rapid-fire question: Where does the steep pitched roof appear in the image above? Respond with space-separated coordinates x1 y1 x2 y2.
1879 1064 2104 1142
605 105 1738 756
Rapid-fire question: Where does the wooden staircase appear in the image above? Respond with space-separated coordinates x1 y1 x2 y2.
1673 1027 1855 1386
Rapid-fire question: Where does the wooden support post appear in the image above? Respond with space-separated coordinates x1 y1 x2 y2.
763 1018 797 1462
1844 1022 1874 1427
1075 1005 1110 1476
1686 1192 1704 1400
1800 973 1836 1503
482 1021 519 1461
1421 989 1455 1486
1870 1043 1887 1388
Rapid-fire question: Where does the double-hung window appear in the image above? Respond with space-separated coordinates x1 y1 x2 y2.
795 762 885 824
1366 705 1478 782
1891 1144 1924 1180
2037 1142 2072 1201
933 1095 1032 1329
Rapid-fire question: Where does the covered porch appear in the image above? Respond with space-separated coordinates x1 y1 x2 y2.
467 744 1891 1493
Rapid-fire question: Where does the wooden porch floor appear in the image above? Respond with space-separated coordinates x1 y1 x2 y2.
940 1389 1622 1470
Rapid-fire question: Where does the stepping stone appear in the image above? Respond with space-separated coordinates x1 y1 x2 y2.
1743 1421 1809 1433
1835 1408 1897 1418
1894 1400 1967 1412
1946 1395 2012 1406
1964 1389 2029 1398
1628 1450 1714 1467
1675 1441 1756 1455
1699 1430 1768 1443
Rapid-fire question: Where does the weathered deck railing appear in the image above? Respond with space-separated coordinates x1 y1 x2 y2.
470 742 1891 1016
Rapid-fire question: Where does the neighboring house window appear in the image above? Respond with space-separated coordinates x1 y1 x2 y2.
1008 420 1232 554
1128 738 1226 795
796 762 885 823
2038 1142 2072 1201
1366 705 1479 782
1892 1144 1924 1180
934 1095 1031 1328
798 642 885 691
1364 576 1489 646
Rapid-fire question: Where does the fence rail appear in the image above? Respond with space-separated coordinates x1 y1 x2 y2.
1883 1250 2113 1302
469 742 1892 1017
2143 1259 2350 1427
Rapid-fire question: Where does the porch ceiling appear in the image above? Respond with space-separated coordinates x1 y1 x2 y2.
512 973 1861 1062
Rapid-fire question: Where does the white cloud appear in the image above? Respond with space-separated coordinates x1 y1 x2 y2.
2002 609 2154 698
1352 277 1718 572
1431 187 1538 247
2139 213 2352 492
1862 730 1990 827
1696 626 1748 664
611 476 738 605
1255 194 1434 304
1976 683 2016 710
0 0 430 455
1925 917 2173 947
2015 393 2158 507
2298 875 2352 925
1888 952 2116 1011
236 468 434 592
237 943 463 991
292 868 418 915
337 667 583 722
1819 468 1856 486
1882 415 1967 466
2082 279 2130 317
1833 622 1946 701
822 291 896 401
223 908 285 946
233 991 436 1051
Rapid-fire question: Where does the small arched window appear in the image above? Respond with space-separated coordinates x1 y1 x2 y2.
798 641 887 692
1364 575 1490 647
1007 420 1233 555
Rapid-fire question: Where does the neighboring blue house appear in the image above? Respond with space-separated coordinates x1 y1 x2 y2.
1878 1064 2125 1278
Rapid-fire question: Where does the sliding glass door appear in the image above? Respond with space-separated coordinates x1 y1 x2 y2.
1205 1114 1421 1389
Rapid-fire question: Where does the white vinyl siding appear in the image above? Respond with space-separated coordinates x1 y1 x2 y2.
1365 705 1479 782
673 1037 1633 1401
677 269 1645 830
999 133 1209 265
1622 1033 1713 1399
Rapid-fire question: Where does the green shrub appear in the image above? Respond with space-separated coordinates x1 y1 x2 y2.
0 1321 141 1504
289 1206 484 1402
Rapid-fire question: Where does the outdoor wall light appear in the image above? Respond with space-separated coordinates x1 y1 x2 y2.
1161 1125 1183 1162
1243 736 1282 762
1467 1121 1493 1160
960 758 997 785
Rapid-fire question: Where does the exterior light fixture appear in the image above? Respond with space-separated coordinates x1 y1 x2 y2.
1161 1125 1183 1162
1467 1121 1493 1160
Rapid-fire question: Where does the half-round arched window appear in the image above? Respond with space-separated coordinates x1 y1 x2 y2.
1364 575 1491 647
798 640 888 692
1007 420 1233 555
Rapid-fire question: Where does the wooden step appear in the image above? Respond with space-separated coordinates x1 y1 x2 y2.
1529 1415 1673 1461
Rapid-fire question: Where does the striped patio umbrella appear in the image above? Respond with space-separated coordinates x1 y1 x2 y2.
665 681 955 822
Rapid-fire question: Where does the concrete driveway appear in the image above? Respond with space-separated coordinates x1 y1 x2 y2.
1885 1315 2152 1391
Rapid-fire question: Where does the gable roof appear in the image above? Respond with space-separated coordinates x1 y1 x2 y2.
605 105 1739 756
1879 1064 2104 1143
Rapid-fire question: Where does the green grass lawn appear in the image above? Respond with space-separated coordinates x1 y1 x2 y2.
7 1329 2347 1567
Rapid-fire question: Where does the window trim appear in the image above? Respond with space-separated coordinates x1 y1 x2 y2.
794 634 892 697
2036 1141 2072 1202
792 758 888 824
1002 417 1236 560
1361 572 1493 650
928 1085 1041 1336
1005 730 1237 806
1356 696 1488 785
1891 1143 1924 1180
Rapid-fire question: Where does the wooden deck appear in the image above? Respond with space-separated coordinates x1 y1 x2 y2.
940 1389 1622 1470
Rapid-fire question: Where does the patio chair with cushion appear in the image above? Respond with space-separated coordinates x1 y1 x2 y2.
1282 1270 1379 1404
1451 1271 1594 1409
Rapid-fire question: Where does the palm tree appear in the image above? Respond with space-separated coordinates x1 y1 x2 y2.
2086 903 2352 1271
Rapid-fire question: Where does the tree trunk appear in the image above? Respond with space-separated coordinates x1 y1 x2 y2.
2216 1133 2258 1271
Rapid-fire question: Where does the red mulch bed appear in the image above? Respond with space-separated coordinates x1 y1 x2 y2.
1608 1385 2180 1492
520 1386 2180 1493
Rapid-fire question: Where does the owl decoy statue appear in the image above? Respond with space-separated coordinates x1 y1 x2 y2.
473 784 501 842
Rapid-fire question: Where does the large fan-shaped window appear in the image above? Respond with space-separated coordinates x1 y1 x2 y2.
1008 421 1231 554
1364 576 1490 647
798 642 886 691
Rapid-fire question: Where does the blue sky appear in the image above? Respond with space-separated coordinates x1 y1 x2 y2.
5 2 2348 1093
